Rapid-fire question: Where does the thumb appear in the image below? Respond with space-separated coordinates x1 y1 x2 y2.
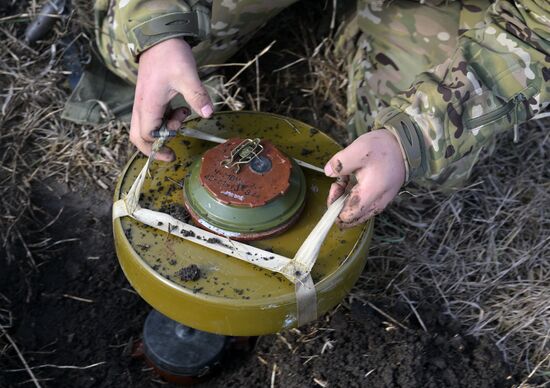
173 62 213 119
324 136 370 177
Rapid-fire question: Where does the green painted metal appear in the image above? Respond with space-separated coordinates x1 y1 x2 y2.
113 111 374 336
184 157 306 235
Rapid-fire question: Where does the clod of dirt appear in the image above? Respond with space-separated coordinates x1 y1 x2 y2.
255 301 514 388
181 229 195 237
158 203 190 222
176 264 201 281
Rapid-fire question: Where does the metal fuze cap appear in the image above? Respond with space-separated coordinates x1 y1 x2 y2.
143 310 227 380
183 138 306 240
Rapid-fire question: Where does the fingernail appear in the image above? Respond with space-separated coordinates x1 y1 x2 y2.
324 163 335 177
157 149 175 162
201 104 213 118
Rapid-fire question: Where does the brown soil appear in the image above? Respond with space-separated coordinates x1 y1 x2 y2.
0 182 514 388
158 203 189 221
176 265 202 282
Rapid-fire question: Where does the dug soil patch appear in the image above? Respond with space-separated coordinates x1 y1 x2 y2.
0 182 514 387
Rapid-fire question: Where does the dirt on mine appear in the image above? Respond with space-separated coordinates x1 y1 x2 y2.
0 182 513 388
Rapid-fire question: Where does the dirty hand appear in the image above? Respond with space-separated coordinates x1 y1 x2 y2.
324 129 406 227
130 38 214 162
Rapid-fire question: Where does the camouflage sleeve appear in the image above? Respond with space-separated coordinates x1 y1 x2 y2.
375 0 550 185
114 0 211 59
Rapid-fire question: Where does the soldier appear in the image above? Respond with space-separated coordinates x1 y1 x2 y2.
65 0 549 227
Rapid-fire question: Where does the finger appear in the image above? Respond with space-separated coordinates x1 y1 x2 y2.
132 79 167 144
130 112 173 161
166 106 191 130
154 146 176 162
327 176 349 206
129 112 151 154
130 134 174 162
138 95 166 143
346 190 394 227
337 166 388 226
324 136 371 177
337 184 381 227
173 62 213 119
130 107 175 163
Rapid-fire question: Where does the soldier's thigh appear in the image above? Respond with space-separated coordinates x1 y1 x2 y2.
194 1 298 70
347 1 462 136
358 0 462 99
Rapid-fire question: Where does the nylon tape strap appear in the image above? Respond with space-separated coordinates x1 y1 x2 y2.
112 136 343 326
296 274 317 325
287 194 348 276
288 194 348 325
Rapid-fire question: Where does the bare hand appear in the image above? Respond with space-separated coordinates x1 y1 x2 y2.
130 38 213 161
324 129 406 227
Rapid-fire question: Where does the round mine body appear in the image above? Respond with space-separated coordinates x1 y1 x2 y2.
113 112 373 336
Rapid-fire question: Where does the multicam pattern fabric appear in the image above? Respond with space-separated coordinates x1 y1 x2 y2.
350 0 550 188
95 0 298 84
94 0 550 188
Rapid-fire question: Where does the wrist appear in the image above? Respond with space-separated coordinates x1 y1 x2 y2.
375 107 426 183
379 128 407 186
139 38 190 63
127 7 210 60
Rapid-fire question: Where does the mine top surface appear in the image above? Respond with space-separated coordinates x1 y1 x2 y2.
199 138 292 207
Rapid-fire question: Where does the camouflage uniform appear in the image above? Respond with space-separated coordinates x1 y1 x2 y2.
76 0 549 188
347 0 550 188
94 0 299 84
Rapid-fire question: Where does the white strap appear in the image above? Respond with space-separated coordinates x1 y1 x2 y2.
288 194 347 275
296 274 317 325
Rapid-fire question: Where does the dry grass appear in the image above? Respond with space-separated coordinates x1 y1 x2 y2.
0 0 548 384
359 126 550 377
0 1 132 265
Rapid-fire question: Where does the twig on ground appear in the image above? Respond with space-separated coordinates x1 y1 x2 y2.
518 352 550 388
0 325 41 388
4 361 106 372
367 301 409 331
270 363 278 388
396 286 428 333
62 294 94 303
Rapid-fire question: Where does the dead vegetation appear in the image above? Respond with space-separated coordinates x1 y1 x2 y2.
0 0 548 386
362 127 550 378
0 1 132 265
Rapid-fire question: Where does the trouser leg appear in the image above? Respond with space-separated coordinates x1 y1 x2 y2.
341 0 462 139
